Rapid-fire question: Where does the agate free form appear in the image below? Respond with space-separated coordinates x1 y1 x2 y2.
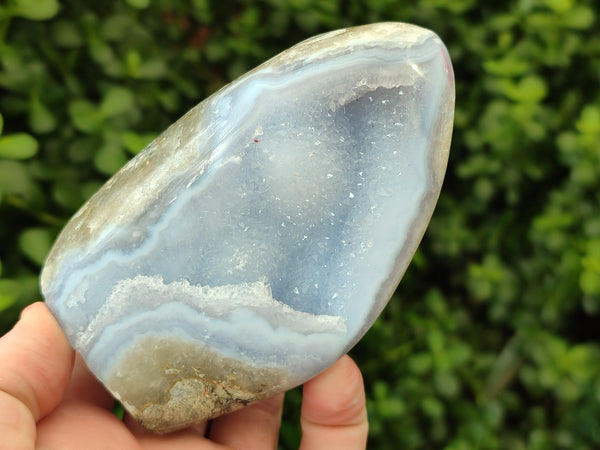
41 22 455 432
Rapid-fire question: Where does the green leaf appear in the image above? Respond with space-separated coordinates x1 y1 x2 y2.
81 181 103 202
89 38 116 66
0 295 17 312
19 228 54 266
122 131 157 155
29 98 56 134
69 100 103 133
576 106 600 135
52 181 86 211
126 0 150 9
544 0 573 14
102 15 137 42
191 0 213 22
564 6 595 29
100 87 135 118
582 295 599 315
408 352 433 374
0 279 18 312
0 112 3 135
52 20 83 47
0 277 40 316
0 133 38 159
138 59 167 79
113 401 125 419
94 143 128 176
125 50 142 78
0 160 37 201
434 371 460 398
483 57 529 77
10 0 60 20
67 136 98 163
504 76 547 103
421 396 444 419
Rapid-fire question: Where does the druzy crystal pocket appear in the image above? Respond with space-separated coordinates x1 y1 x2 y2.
41 22 454 432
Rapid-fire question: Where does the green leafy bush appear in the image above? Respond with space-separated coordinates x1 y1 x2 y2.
1 1 599 448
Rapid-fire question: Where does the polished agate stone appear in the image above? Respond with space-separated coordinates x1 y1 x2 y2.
41 22 454 432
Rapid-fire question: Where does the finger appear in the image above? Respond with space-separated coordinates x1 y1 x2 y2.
208 393 284 450
63 353 114 409
299 355 368 450
0 302 74 450
126 413 227 450
35 399 140 450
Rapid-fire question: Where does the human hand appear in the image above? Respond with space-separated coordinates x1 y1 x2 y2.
0 302 368 449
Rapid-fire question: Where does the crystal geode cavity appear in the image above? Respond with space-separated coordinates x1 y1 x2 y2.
41 22 454 432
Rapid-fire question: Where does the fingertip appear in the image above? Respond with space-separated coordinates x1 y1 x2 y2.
0 301 74 420
17 301 50 327
300 355 368 450
19 300 40 318
302 355 366 426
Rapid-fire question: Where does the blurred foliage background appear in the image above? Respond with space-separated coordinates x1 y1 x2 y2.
1 0 599 448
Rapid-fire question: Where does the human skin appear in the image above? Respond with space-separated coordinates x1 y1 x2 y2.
0 302 368 449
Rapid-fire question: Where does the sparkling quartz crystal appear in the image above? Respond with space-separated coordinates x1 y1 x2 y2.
41 22 454 433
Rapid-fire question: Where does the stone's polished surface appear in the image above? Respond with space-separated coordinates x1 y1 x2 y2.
41 22 454 433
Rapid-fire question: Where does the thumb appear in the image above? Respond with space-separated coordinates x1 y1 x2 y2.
0 302 74 450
